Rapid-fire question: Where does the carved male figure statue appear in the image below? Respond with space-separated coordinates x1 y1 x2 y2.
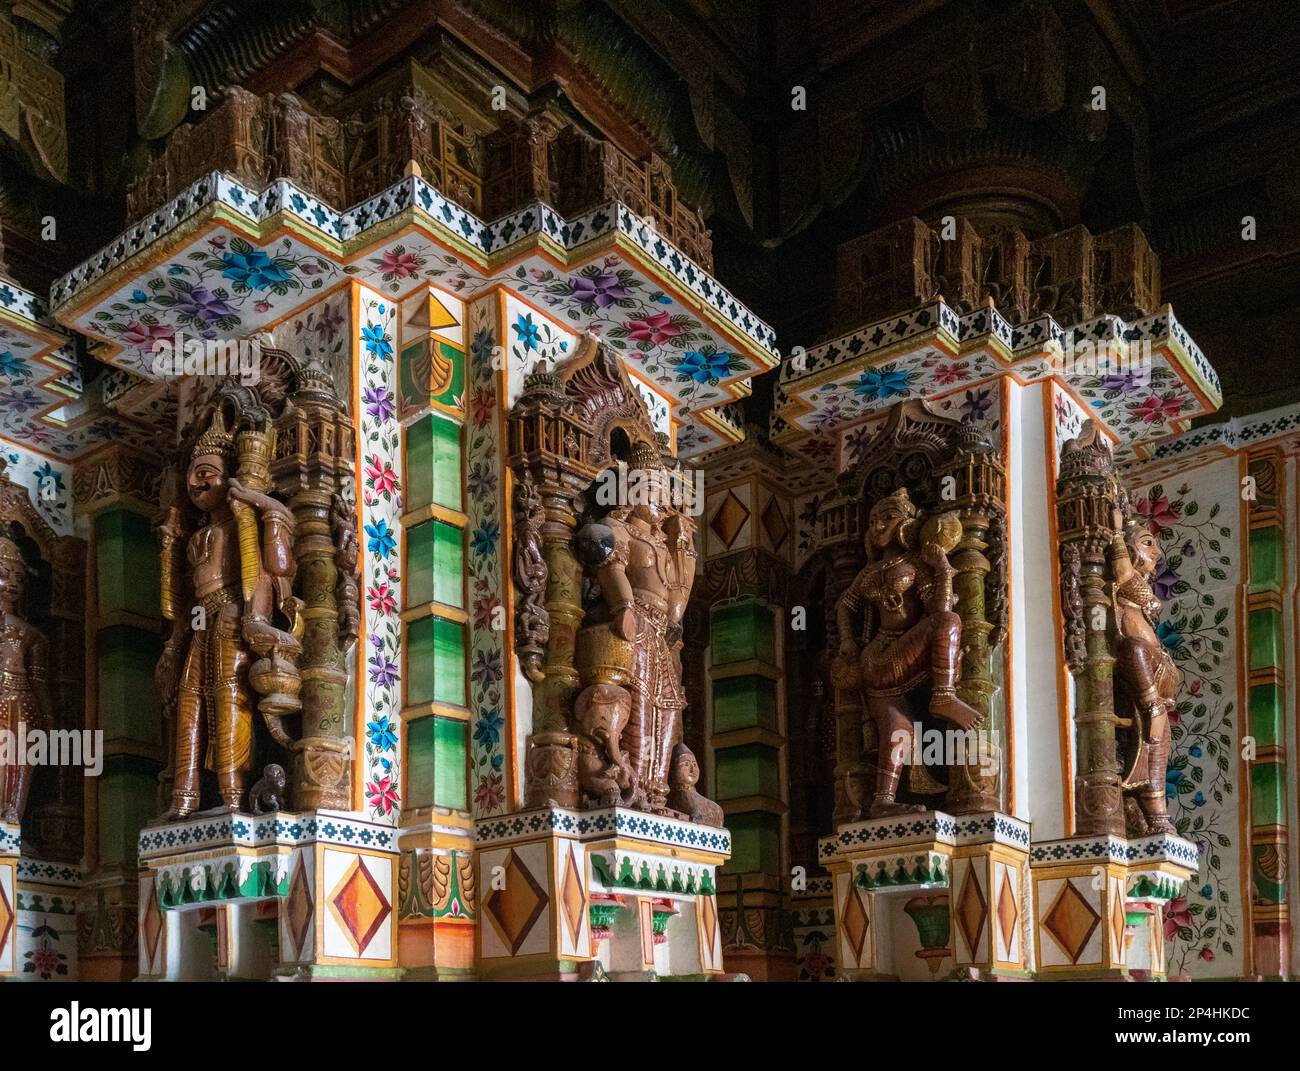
1110 505 1179 835
833 487 980 817
0 536 53 823
156 407 297 817
581 442 696 811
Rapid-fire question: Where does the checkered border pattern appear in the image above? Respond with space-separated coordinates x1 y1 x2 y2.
138 809 397 860
474 805 731 855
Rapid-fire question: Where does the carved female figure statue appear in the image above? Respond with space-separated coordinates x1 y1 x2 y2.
155 408 297 818
0 536 53 823
1110 506 1179 835
833 487 980 818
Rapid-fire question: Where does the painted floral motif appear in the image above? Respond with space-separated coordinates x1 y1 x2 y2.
91 235 338 355
21 921 69 979
357 291 403 822
1 444 72 536
1131 471 1241 975
466 299 509 815
510 257 742 408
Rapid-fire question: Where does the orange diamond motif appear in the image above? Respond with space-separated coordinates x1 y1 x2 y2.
0 877 12 960
760 496 789 551
328 857 391 957
1111 884 1126 959
996 873 1019 958
709 491 749 549
956 869 987 957
559 845 587 949
140 882 163 966
841 886 870 961
485 849 549 955
286 858 314 958
1043 880 1101 964
699 895 718 963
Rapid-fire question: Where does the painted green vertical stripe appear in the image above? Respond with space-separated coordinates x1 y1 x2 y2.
710 600 776 665
432 716 468 810
1248 682 1282 748
714 744 780 800
407 616 466 707
95 509 161 619
406 414 462 513
1248 607 1281 671
1248 525 1282 591
713 675 777 732
407 520 464 608
1251 762 1286 827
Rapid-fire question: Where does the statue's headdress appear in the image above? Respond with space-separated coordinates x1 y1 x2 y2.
191 406 238 464
627 438 668 473
870 486 918 520
0 535 23 566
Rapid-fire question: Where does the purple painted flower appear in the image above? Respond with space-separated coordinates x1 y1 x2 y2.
363 386 395 423
1151 557 1179 601
174 287 235 324
1100 373 1143 394
368 653 399 688
568 269 629 308
960 387 993 422
472 649 503 688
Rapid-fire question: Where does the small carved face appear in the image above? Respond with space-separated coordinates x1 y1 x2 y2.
867 499 910 551
0 560 24 609
672 748 699 787
187 452 230 513
1132 529 1161 577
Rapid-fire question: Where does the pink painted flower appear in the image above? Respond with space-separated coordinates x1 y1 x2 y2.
1136 494 1181 534
378 250 420 278
471 386 496 427
254 300 272 313
317 303 345 340
473 593 502 630
1164 896 1191 941
475 772 504 810
367 582 396 615
933 361 967 386
1130 394 1184 425
625 311 682 346
365 454 398 496
1198 946 1215 962
119 322 176 347
366 774 400 815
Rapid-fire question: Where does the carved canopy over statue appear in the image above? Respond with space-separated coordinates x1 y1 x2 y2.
814 400 1008 823
505 334 720 824
154 347 360 818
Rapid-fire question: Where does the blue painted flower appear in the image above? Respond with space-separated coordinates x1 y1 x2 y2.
365 519 397 559
221 249 293 290
474 707 504 747
854 367 912 401
0 351 28 379
1165 766 1183 800
1200 883 1213 899
472 521 500 558
361 324 393 360
1155 620 1183 651
1188 744 1202 758
366 715 398 751
512 313 541 352
1193 790 1205 806
130 289 149 303
675 349 732 384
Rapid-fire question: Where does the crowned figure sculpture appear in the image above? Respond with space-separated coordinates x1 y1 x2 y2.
0 535 53 824
832 487 981 818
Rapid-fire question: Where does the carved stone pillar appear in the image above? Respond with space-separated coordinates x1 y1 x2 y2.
1056 422 1124 836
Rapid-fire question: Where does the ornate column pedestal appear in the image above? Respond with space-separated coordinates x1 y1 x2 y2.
0 822 18 976
820 810 1031 980
13 857 81 981
474 805 732 980
1029 832 1197 979
136 809 399 981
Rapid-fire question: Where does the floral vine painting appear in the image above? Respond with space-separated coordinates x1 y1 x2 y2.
1130 461 1242 977
358 290 403 822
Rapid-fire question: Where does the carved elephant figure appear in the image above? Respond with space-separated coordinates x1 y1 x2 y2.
573 682 634 807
